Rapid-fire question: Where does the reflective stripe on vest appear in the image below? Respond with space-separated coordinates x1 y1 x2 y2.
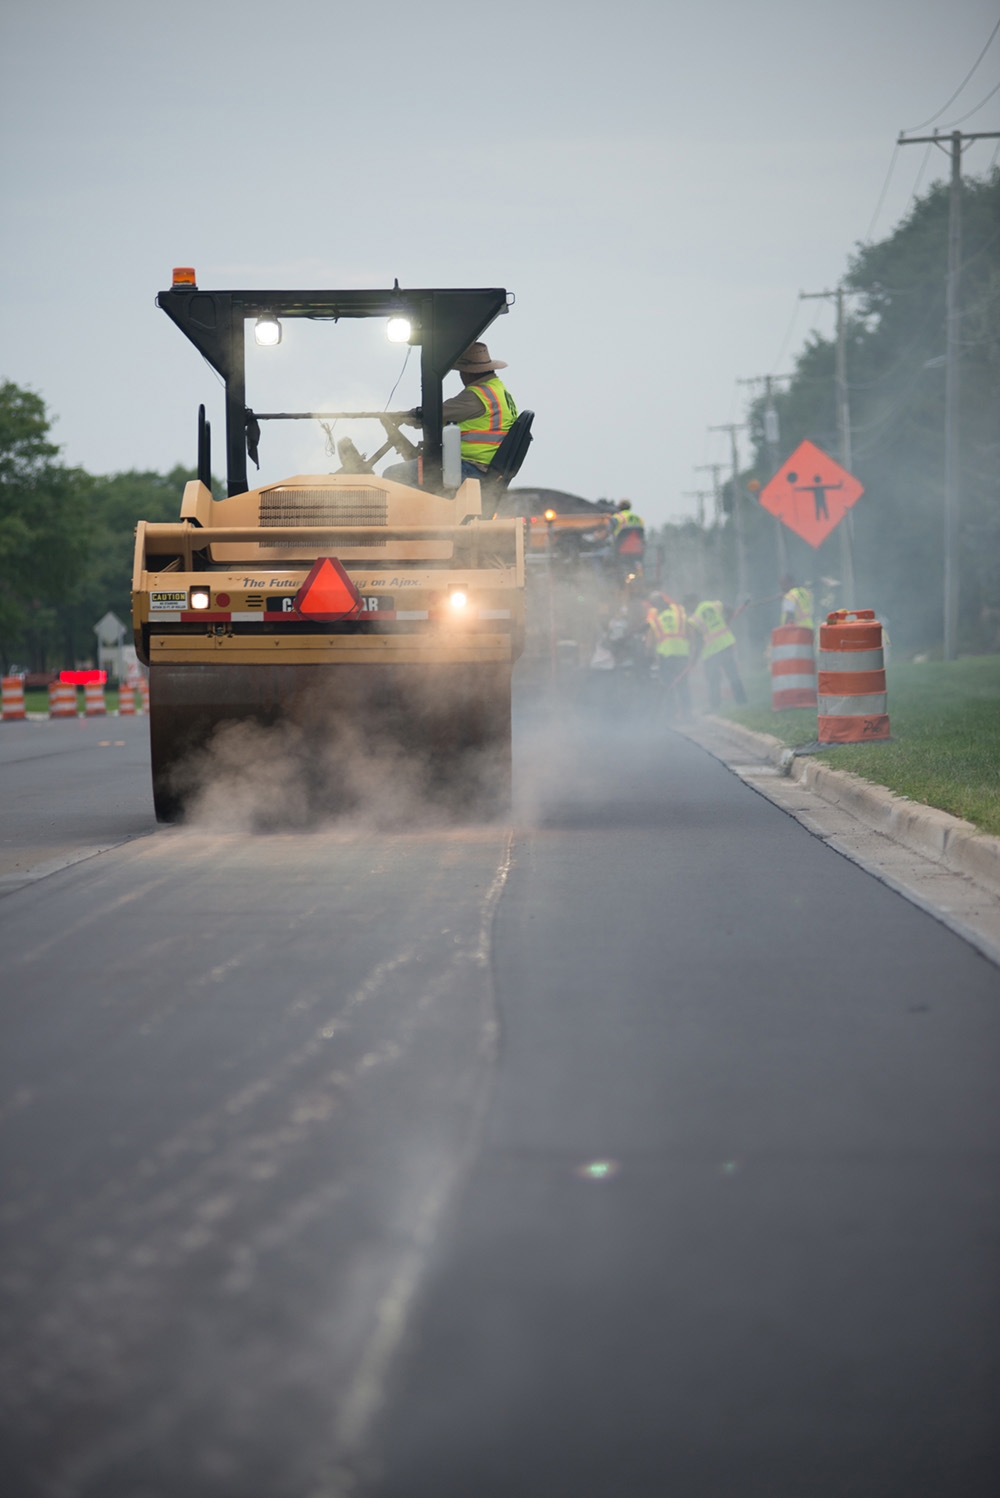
654 603 689 657
460 377 517 467
692 600 735 659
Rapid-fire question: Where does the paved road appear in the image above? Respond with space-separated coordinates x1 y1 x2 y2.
0 716 154 888
1 690 998 1497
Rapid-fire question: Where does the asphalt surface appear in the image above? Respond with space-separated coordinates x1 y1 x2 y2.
1 687 998 1498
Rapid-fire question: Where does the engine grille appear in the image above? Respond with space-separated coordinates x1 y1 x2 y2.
259 487 388 548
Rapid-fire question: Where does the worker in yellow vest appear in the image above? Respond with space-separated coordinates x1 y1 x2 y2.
779 574 814 630
646 591 691 720
611 499 645 538
393 342 517 485
683 594 747 710
448 342 518 477
605 499 645 583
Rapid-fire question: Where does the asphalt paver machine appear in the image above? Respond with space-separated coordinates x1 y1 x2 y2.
132 273 527 821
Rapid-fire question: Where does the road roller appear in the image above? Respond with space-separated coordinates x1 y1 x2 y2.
132 274 529 822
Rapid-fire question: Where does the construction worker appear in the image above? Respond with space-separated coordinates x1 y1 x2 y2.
646 591 691 720
779 573 814 630
683 594 747 710
391 342 517 484
607 499 645 582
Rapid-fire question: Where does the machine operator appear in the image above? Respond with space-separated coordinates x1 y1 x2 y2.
388 342 517 486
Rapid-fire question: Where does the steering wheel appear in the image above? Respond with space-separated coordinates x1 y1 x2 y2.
379 413 419 462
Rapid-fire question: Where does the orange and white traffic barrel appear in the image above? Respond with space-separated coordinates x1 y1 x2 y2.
49 681 77 719
137 677 149 714
84 680 107 716
1 676 26 720
770 625 817 709
118 681 136 716
817 609 889 743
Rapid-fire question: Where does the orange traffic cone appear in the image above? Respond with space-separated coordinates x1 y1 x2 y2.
49 681 77 719
770 626 817 709
1 676 26 720
818 610 890 743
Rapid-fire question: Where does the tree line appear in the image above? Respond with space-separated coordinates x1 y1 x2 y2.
3 172 997 668
0 381 195 672
656 169 999 656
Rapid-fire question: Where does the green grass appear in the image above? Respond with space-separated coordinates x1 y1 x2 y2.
721 656 1000 836
20 688 128 714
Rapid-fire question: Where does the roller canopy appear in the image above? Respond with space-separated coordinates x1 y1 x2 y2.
157 285 509 497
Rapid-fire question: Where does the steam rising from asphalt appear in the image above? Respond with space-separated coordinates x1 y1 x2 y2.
173 715 507 834
161 543 740 838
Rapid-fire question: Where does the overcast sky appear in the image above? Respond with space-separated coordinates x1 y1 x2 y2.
2 0 998 523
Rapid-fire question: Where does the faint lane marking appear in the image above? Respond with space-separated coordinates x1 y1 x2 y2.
329 829 515 1477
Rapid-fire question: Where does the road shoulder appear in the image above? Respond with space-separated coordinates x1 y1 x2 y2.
683 715 1000 969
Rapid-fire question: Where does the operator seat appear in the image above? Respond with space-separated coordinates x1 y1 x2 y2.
481 411 534 513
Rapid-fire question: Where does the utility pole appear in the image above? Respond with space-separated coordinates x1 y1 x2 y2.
737 373 792 576
898 128 1000 659
695 462 727 588
709 424 747 600
695 463 725 525
801 287 856 608
682 490 714 528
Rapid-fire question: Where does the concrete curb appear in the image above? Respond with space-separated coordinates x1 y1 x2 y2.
700 715 1000 899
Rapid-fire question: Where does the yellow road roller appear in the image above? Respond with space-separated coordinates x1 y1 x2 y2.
132 274 532 821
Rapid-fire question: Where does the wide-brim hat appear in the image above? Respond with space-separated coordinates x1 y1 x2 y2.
453 341 507 373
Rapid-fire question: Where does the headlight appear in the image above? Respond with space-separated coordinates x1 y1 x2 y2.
449 590 468 611
189 587 211 610
387 316 412 344
254 315 282 346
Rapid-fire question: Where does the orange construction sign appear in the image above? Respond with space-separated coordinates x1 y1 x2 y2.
759 439 863 549
293 557 362 619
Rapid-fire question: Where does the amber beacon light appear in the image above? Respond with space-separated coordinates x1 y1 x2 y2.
172 267 197 287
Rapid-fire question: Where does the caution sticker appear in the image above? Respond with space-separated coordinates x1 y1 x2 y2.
150 591 187 611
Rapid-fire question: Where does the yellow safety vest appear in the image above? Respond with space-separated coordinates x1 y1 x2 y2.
612 509 645 533
692 600 735 659
784 586 814 629
649 602 689 658
460 377 517 468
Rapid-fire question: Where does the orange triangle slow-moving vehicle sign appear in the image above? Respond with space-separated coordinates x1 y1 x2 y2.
759 439 864 549
293 557 362 620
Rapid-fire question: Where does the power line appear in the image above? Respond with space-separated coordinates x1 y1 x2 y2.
901 16 1000 133
943 77 1000 129
771 297 802 372
908 141 935 207
864 142 901 243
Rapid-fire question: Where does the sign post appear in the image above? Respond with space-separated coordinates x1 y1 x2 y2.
94 611 127 684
